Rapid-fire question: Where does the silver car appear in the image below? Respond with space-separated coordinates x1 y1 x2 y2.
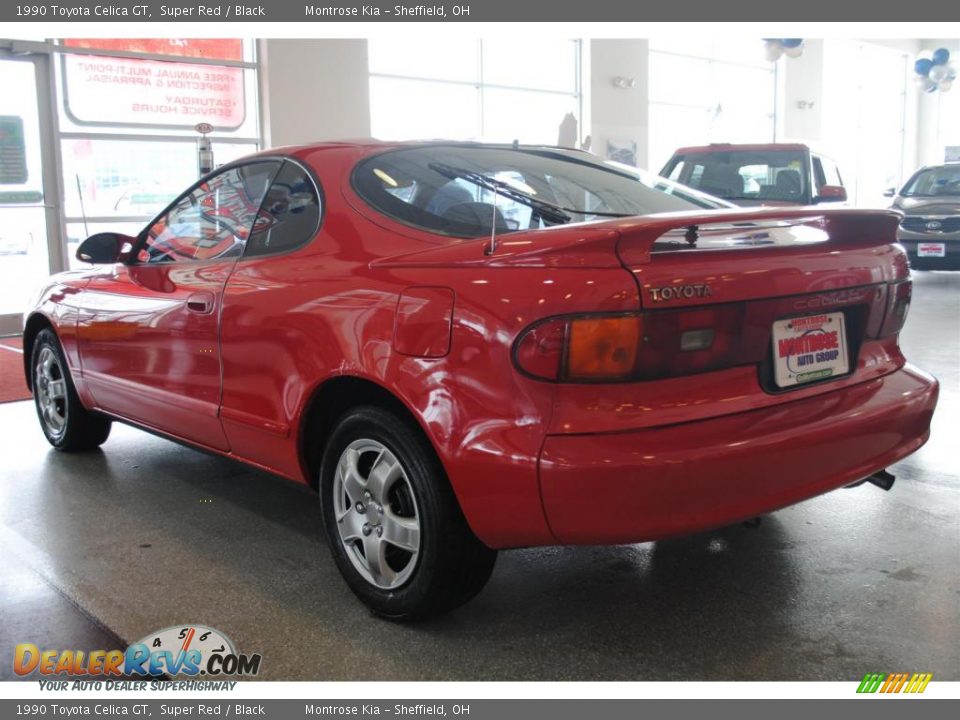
888 163 960 269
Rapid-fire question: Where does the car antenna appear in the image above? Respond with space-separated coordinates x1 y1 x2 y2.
485 185 499 256
75 174 89 238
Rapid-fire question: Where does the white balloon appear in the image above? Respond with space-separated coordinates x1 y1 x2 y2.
784 44 804 59
939 78 954 93
930 64 950 82
916 75 937 92
948 65 958 81
764 41 783 62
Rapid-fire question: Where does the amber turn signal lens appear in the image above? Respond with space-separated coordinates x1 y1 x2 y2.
566 316 641 379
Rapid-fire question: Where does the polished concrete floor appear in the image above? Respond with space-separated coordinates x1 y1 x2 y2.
1 271 958 681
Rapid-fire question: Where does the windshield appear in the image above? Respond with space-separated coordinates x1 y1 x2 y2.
352 145 703 238
901 166 960 197
665 150 808 203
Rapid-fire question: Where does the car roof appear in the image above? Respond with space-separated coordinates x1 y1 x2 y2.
247 139 602 162
673 143 811 154
289 139 592 150
915 162 960 170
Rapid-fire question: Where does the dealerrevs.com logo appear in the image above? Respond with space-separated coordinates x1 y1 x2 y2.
14 624 262 678
856 672 932 694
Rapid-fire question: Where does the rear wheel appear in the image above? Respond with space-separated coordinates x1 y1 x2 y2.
319 406 496 620
31 328 111 451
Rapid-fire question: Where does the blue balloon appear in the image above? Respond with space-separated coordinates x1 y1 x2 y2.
933 48 951 65
915 58 935 76
781 38 803 48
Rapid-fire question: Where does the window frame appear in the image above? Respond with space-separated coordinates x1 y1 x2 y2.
135 158 282 265
243 158 325 259
129 155 325 265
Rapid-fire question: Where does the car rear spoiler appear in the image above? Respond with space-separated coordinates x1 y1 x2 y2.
372 207 904 270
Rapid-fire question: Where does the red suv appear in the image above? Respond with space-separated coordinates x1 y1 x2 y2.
661 143 848 207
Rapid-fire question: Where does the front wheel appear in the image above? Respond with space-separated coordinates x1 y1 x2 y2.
319 406 496 621
31 328 111 451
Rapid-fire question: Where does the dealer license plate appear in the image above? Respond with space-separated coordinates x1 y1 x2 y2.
772 312 849 388
918 243 946 258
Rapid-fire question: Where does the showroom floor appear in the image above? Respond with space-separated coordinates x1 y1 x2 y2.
0 271 957 682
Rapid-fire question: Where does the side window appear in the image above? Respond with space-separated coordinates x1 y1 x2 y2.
139 161 279 264
688 164 705 187
812 157 827 190
665 160 683 181
246 162 321 257
822 157 842 186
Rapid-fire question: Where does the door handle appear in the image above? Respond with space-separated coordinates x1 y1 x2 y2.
186 292 215 314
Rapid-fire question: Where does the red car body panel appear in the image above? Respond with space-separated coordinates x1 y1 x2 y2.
23 141 938 551
542 363 936 544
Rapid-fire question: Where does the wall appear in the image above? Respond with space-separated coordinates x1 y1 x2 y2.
917 38 960 167
782 39 824 143
588 39 650 167
259 39 370 148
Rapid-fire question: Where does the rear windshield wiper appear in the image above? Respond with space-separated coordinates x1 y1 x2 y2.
428 162 635 225
428 161 570 225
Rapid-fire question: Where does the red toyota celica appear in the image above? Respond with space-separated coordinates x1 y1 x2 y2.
23 142 938 619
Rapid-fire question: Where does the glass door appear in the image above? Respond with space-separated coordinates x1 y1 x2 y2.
0 55 58 336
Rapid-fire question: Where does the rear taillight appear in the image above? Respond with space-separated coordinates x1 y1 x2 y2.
634 305 745 379
566 316 641 379
514 305 745 383
878 280 911 337
514 318 567 381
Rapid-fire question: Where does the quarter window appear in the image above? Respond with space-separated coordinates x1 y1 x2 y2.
246 162 321 257
139 162 278 264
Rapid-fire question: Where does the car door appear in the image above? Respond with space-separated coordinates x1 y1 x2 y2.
77 160 280 451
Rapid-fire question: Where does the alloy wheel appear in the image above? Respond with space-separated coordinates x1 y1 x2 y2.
332 438 421 590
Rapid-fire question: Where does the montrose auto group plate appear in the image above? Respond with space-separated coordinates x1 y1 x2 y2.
772 312 849 388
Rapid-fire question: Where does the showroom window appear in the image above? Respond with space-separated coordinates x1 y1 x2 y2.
367 39 582 146
821 41 908 207
937 87 960 163
54 39 262 268
647 39 778 171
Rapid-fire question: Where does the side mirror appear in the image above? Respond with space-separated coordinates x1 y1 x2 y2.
815 185 847 203
883 187 896 198
76 233 135 264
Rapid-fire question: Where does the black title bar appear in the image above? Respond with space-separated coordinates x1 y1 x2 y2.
2 0 959 22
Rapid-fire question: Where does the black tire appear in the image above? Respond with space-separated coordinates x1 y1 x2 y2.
31 328 111 451
319 405 496 621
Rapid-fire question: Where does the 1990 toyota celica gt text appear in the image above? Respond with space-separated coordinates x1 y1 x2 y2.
24 142 938 619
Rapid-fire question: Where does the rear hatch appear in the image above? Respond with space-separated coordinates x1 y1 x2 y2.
614 207 909 393
541 207 912 436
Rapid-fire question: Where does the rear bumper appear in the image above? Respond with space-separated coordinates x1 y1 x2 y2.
539 364 938 544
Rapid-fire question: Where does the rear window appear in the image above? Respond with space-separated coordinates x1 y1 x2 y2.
667 150 808 203
352 146 703 238
901 166 960 197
